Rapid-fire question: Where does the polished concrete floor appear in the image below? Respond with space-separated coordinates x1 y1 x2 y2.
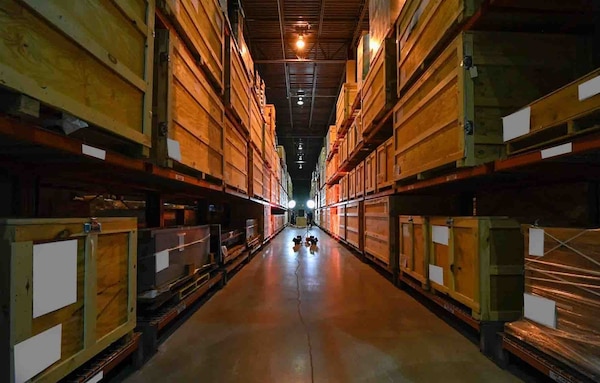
125 227 520 383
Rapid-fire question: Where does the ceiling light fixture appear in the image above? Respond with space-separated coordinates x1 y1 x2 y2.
299 164 303 169
296 34 305 50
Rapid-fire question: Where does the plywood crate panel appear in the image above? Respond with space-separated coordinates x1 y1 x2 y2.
376 137 394 191
339 203 347 241
348 168 357 199
394 31 592 181
330 206 339 238
365 152 377 194
326 125 337 156
428 217 523 321
396 0 483 95
356 161 365 197
249 97 265 154
160 0 224 91
250 148 265 199
263 164 271 203
364 196 398 267
357 32 370 90
264 104 276 135
362 38 397 134
336 83 358 129
346 200 363 251
153 27 224 179
503 68 600 154
340 174 349 202
224 117 248 192
399 216 429 286
339 134 348 165
0 218 137 383
505 226 600 381
369 0 405 65
225 35 251 131
0 0 154 152
326 152 339 183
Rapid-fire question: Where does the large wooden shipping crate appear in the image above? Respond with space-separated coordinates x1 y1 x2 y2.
138 225 211 293
326 152 339 183
224 117 248 193
153 27 224 180
399 216 429 287
224 34 251 131
0 0 155 153
505 226 600 381
503 68 600 154
396 0 482 95
356 161 365 197
262 165 271 203
160 0 224 91
0 218 137 383
348 168 356 199
339 135 348 165
357 32 370 90
362 38 397 135
250 147 265 199
364 196 399 269
249 97 265 154
394 31 591 181
338 204 347 241
336 83 358 129
369 0 404 64
428 217 523 321
346 200 363 251
340 174 349 202
365 152 377 194
326 125 337 155
376 137 394 192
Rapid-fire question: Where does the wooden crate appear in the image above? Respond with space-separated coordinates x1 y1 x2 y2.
224 34 251 131
160 0 224 91
357 32 370 90
326 125 337 155
336 83 358 129
0 0 155 154
369 0 404 65
237 32 254 85
376 137 394 191
362 38 397 135
0 217 137 383
393 31 592 181
330 206 339 238
396 0 482 95
356 161 365 197
264 104 276 135
399 216 429 287
339 134 348 165
428 217 523 321
326 152 339 183
505 226 600 381
504 68 600 154
224 117 248 193
348 168 357 199
364 196 399 268
153 26 224 180
249 97 264 154
270 170 278 204
339 203 347 241
250 147 265 199
365 152 377 194
340 174 349 202
346 200 364 251
263 164 271 203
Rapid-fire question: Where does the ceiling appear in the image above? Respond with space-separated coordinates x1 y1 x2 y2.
239 0 369 195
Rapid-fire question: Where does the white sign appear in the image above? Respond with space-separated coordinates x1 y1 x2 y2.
502 107 531 142
82 144 106 160
432 225 449 246
155 250 170 273
524 293 556 329
14 324 62 383
167 138 182 162
578 74 600 101
541 142 572 159
529 228 545 257
429 264 444 286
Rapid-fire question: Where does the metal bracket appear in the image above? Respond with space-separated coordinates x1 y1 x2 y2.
84 218 102 233
158 122 168 136
446 217 454 227
160 52 170 64
465 120 474 135
462 55 473 69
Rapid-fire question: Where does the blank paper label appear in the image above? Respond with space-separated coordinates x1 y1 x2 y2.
33 240 78 318
82 144 106 160
524 293 556 329
429 264 444 286
529 228 545 257
86 371 103 383
578 75 600 101
14 324 62 383
167 138 182 162
502 107 531 142
155 250 169 273
432 226 449 246
541 143 572 159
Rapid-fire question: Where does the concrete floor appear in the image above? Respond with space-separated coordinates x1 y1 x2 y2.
125 227 520 383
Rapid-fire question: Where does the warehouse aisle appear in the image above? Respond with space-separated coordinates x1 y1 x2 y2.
125 227 519 383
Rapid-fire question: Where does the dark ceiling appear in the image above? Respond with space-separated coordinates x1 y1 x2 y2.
239 0 369 196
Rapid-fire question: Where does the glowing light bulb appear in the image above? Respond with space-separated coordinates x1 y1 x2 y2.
296 35 305 49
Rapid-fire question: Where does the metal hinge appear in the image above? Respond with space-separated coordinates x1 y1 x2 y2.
465 120 474 135
462 55 473 69
446 217 454 227
84 218 102 233
159 122 168 136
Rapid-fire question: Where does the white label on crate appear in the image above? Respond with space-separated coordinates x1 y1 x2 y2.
155 250 170 273
178 233 186 252
432 225 449 245
14 324 62 383
167 139 182 162
529 228 545 257
86 371 104 383
429 264 444 286
524 293 557 329
502 107 531 142
578 74 600 101
33 240 78 318
541 142 572 159
82 144 106 160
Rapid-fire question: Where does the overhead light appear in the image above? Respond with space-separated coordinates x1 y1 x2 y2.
298 142 303 150
297 98 304 106
299 164 303 169
296 34 305 50
306 199 315 209
288 200 296 209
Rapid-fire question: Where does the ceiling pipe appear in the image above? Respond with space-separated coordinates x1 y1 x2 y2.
276 0 294 131
308 0 326 133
